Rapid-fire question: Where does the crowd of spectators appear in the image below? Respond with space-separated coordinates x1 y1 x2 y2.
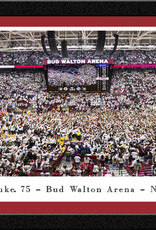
0 51 47 65
0 67 155 176
0 50 156 65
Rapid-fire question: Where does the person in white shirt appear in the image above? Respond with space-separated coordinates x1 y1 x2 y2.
74 155 81 169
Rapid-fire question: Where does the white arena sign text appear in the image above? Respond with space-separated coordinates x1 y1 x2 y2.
47 59 110 65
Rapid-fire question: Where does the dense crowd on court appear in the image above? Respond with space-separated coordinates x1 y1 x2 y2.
0 50 156 65
0 65 155 177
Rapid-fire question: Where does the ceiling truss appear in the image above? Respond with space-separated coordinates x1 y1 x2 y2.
0 30 155 52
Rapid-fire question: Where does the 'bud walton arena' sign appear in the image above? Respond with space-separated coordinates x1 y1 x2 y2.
43 59 114 65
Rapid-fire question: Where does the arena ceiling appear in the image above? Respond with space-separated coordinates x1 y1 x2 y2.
0 30 155 52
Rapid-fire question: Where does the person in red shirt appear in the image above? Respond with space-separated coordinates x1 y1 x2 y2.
92 153 97 165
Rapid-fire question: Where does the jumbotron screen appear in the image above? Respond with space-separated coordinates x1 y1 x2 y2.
47 64 109 92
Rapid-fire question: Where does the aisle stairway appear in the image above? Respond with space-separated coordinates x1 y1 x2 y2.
60 154 71 168
109 164 130 177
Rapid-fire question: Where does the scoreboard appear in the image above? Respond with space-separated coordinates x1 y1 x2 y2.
47 63 111 93
96 65 109 92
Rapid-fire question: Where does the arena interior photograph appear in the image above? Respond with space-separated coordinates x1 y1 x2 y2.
0 30 155 177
